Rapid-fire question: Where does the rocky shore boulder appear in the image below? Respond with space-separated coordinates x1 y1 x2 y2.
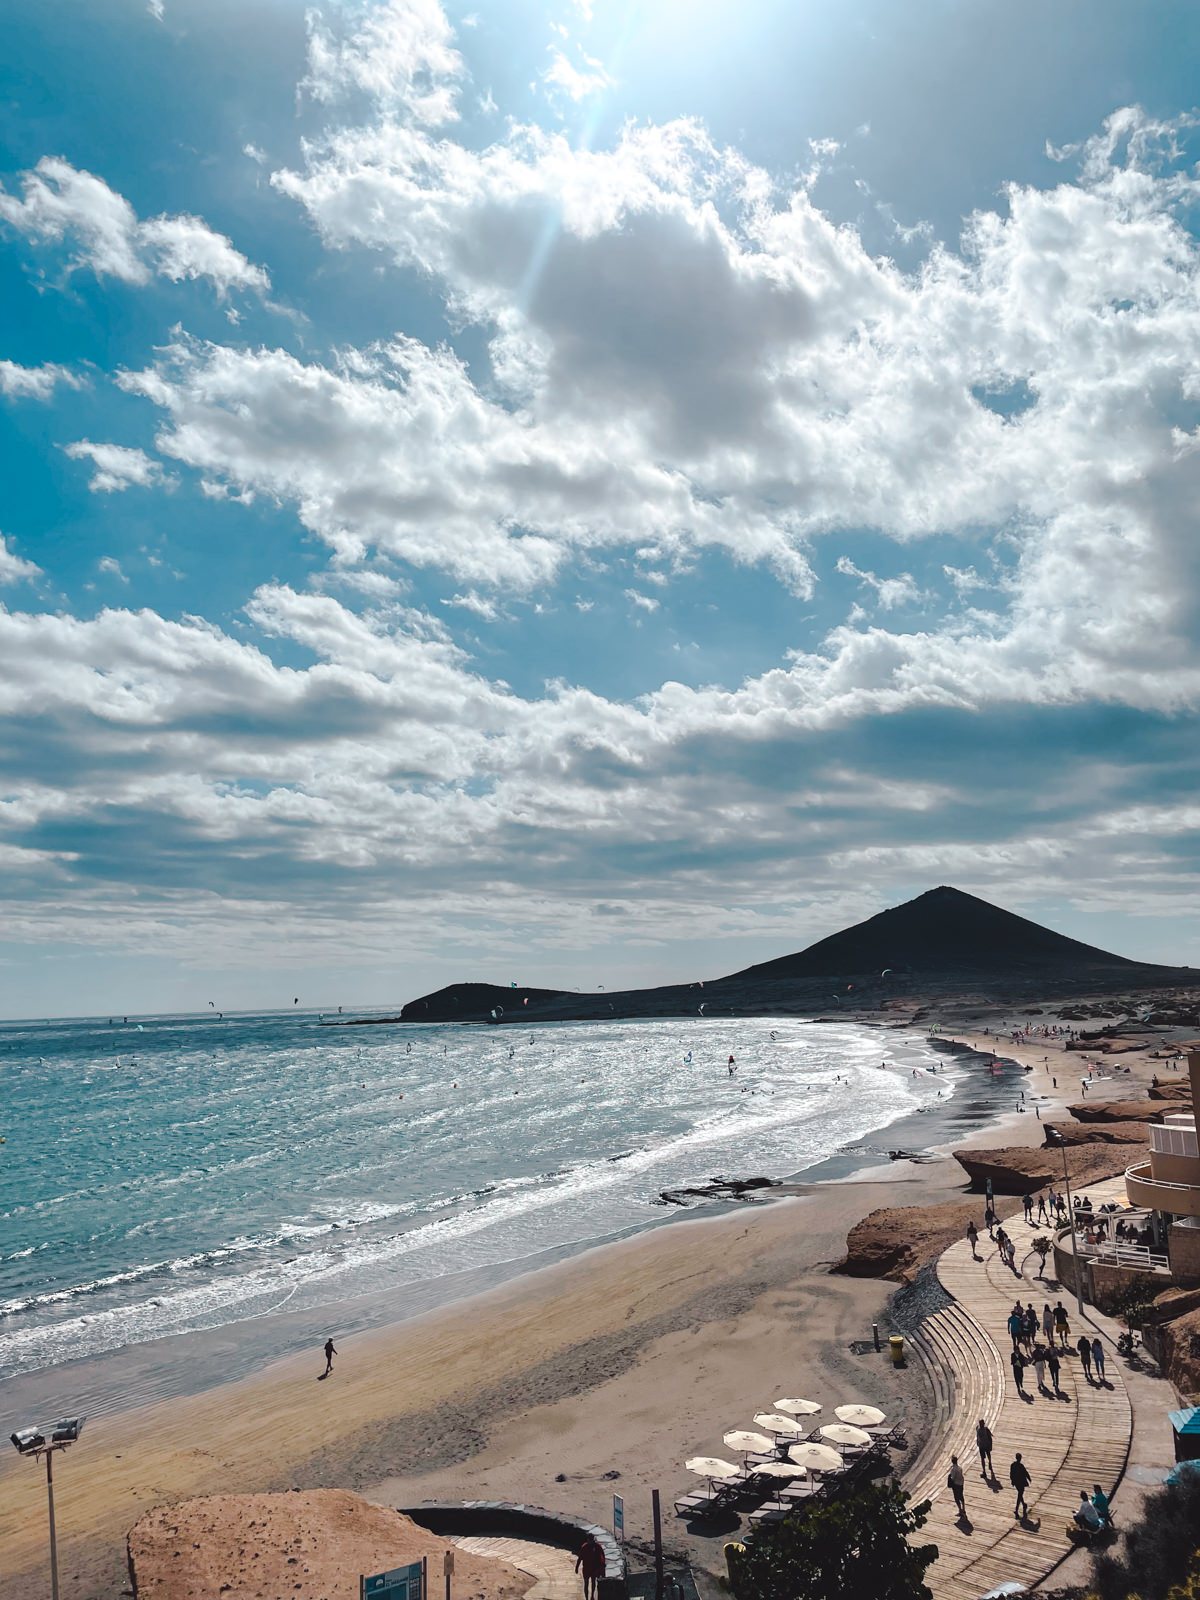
1066 1100 1166 1123
953 1142 1133 1194
836 1198 1023 1283
1043 1120 1152 1147
1148 1082 1194 1100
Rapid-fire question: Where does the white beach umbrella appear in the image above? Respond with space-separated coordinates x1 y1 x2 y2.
754 1412 807 1437
834 1405 886 1427
723 1430 775 1455
820 1423 872 1449
752 1461 807 1479
788 1442 843 1473
774 1397 822 1416
685 1457 740 1480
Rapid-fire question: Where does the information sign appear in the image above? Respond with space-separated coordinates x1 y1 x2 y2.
364 1560 425 1600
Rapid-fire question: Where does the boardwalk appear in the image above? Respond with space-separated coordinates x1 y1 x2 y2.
905 1182 1132 1600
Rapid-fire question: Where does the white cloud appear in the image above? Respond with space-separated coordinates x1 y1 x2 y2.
624 588 659 613
97 556 129 582
835 557 923 610
301 0 463 124
0 359 84 400
0 157 269 297
0 535 41 585
147 0 164 19
543 48 610 103
65 441 172 493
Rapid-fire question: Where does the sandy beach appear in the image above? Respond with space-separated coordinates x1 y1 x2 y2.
0 1005 1171 1600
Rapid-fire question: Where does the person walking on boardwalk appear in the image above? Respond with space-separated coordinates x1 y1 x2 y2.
966 1218 979 1258
575 1534 606 1600
1091 1336 1106 1381
1010 1346 1027 1395
1032 1344 1047 1392
322 1337 337 1377
1023 1192 1034 1223
1054 1301 1071 1348
975 1419 994 1478
1007 1307 1023 1350
985 1200 997 1236
1078 1333 1093 1380
1010 1452 1032 1518
1047 1344 1061 1393
1036 1193 1048 1223
1042 1303 1054 1344
948 1455 966 1516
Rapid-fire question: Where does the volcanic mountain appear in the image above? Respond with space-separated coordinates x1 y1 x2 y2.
394 886 1191 1023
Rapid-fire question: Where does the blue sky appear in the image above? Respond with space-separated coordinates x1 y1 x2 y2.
5 0 1200 1017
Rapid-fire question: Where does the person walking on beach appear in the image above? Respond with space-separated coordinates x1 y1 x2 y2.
948 1455 966 1516
1010 1346 1027 1395
576 1534 606 1600
975 1419 994 1478
1078 1334 1093 1381
966 1219 979 1258
1055 1301 1071 1349
1092 1336 1106 1381
322 1337 337 1377
1010 1453 1032 1519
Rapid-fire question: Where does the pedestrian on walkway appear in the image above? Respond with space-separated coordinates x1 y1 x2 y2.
1010 1346 1027 1394
975 1419 994 1479
1047 1345 1061 1392
1010 1452 1032 1518
1032 1345 1047 1392
985 1201 997 1236
1092 1336 1106 1381
1078 1334 1093 1380
948 1454 966 1515
1022 1304 1038 1351
966 1218 979 1258
1007 1307 1023 1351
1023 1192 1034 1222
1054 1301 1071 1348
1041 1303 1054 1343
1037 1194 1048 1223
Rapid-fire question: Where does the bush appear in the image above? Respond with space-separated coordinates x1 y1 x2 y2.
1091 1471 1200 1600
728 1479 937 1600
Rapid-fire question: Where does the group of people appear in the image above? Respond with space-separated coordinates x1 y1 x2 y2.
945 1420 1112 1535
1004 1299 1108 1392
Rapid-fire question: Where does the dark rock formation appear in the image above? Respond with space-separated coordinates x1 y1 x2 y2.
953 1142 1133 1194
656 1175 777 1206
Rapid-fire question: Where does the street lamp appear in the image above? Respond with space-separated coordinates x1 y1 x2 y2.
9 1415 86 1600
1044 1129 1085 1316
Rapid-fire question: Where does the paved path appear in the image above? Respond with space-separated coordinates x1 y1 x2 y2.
907 1182 1133 1600
452 1535 583 1600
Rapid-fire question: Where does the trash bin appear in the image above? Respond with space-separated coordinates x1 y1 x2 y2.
889 1334 905 1367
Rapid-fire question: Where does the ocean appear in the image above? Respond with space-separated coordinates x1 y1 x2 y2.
0 1010 953 1401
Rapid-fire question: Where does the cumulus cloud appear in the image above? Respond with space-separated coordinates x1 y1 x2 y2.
0 157 269 297
0 359 84 400
301 0 463 124
0 535 41 584
65 440 172 493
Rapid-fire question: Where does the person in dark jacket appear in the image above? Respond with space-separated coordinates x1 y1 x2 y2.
1010 1452 1032 1518
975 1419 994 1478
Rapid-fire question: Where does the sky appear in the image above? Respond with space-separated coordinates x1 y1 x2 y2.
5 0 1200 1017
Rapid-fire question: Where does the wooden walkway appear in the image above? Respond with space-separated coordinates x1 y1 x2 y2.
452 1536 583 1600
905 1183 1133 1600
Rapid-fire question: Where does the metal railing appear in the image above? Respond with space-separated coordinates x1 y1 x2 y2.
1068 1235 1169 1270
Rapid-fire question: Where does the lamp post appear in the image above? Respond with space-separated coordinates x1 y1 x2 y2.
1045 1129 1085 1316
9 1416 86 1600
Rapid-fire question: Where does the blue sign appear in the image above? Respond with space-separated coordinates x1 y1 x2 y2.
365 1561 424 1600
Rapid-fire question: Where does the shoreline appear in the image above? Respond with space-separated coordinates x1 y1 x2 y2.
2 1022 995 1430
0 1012 1118 1599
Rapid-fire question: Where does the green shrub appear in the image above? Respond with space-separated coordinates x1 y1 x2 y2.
1091 1472 1200 1600
729 1479 937 1600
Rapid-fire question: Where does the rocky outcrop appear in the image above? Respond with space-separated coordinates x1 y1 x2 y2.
126 1490 532 1600
1066 1100 1166 1124
953 1142 1133 1194
836 1198 1022 1283
1042 1120 1152 1147
1148 1082 1194 1100
1155 1304 1200 1400
657 1175 777 1205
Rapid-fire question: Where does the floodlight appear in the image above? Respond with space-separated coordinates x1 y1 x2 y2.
49 1418 85 1444
10 1426 45 1454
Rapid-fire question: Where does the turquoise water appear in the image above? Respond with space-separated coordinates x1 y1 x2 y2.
0 1011 950 1384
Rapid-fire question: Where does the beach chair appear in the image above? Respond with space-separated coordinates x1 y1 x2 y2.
747 1504 791 1528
